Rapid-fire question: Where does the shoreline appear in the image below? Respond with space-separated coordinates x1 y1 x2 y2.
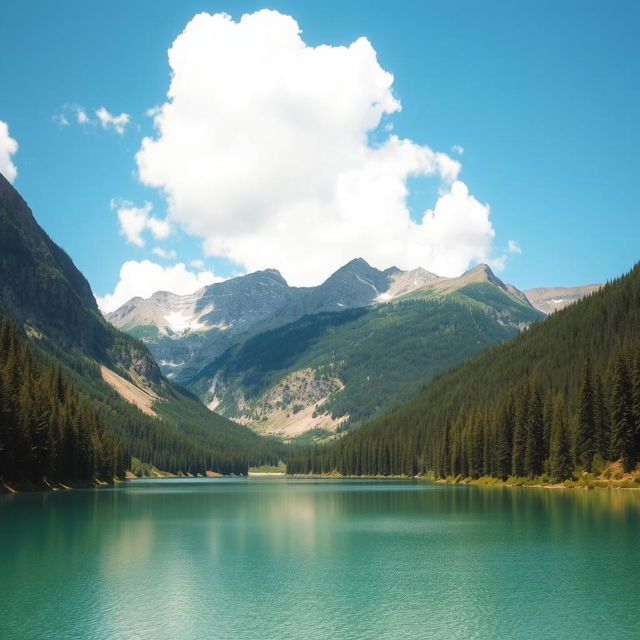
248 472 286 477
6 472 639 494
433 475 640 491
1 478 119 495
286 471 640 491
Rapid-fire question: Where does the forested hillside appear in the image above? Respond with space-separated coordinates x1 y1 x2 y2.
190 287 542 439
0 315 127 486
288 264 640 480
0 309 284 484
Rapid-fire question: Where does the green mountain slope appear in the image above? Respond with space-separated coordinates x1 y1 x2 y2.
288 264 640 480
0 173 281 477
0 315 127 486
189 283 543 440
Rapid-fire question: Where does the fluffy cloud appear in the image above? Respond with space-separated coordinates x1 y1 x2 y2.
451 145 464 155
0 120 18 183
96 107 130 135
96 260 221 312
113 200 171 247
136 10 500 285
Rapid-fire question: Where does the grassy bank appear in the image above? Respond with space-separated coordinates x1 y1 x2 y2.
435 466 640 490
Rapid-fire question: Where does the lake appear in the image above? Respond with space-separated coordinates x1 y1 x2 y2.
1 478 639 640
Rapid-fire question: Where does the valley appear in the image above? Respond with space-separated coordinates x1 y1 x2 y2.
109 257 602 441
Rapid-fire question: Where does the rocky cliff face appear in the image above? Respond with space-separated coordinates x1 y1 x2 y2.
207 368 345 439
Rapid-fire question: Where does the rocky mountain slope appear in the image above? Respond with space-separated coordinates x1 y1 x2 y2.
524 284 603 314
0 173 280 474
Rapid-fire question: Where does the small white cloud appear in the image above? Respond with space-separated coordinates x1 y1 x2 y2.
0 120 18 183
152 247 178 260
190 259 205 269
113 199 172 247
451 145 464 155
97 260 222 312
96 107 130 135
507 239 522 254
76 107 90 125
54 105 131 134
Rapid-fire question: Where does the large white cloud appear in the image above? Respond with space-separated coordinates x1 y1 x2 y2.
0 120 18 183
135 10 501 286
96 260 221 313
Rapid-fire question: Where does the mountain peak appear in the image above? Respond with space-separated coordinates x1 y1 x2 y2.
464 263 495 278
245 267 288 284
340 257 373 271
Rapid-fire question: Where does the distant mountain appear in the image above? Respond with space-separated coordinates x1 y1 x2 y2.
524 284 603 314
107 258 530 385
187 264 543 440
0 173 280 478
288 264 640 479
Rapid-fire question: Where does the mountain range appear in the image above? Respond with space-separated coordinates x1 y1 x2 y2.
118 261 545 440
108 257 596 387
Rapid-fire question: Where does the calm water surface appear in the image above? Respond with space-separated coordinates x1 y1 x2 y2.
1 478 639 640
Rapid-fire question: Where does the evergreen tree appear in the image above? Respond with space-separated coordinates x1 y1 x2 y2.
575 358 597 470
549 395 572 481
593 373 610 462
511 383 529 476
610 353 635 471
494 395 514 479
631 356 640 464
524 386 544 477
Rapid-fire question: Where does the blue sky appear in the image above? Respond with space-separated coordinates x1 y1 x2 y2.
1 0 638 311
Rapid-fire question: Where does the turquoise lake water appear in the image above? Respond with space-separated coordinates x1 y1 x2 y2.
1 478 639 640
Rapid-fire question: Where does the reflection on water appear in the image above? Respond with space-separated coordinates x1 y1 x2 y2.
1 479 639 640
